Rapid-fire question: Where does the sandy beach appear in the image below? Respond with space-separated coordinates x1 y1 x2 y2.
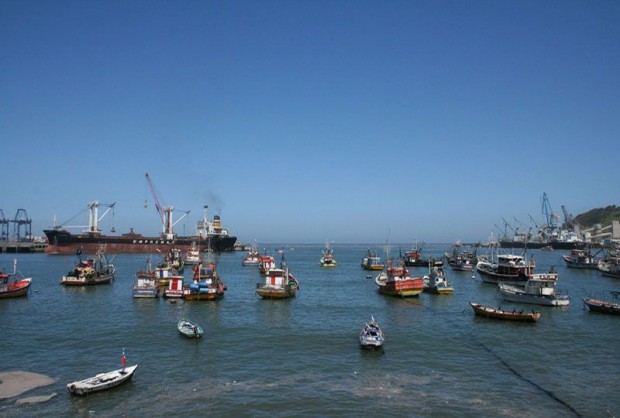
0 371 56 400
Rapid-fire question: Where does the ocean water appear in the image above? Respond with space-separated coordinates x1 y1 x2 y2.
0 244 618 417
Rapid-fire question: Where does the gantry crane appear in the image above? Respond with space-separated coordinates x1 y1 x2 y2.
11 209 32 241
0 209 9 240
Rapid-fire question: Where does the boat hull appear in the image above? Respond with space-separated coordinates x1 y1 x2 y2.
132 288 159 298
499 283 569 307
61 274 114 286
424 286 454 295
256 286 298 299
583 298 620 315
403 259 443 268
44 229 237 254
0 279 31 298
67 365 138 396
470 303 540 322
499 240 587 250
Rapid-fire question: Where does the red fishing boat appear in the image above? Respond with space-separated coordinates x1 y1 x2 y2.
0 260 32 298
375 259 424 297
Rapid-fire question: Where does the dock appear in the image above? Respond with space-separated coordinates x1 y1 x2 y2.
0 240 47 253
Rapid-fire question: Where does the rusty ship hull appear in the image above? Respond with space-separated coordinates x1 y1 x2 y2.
43 229 237 255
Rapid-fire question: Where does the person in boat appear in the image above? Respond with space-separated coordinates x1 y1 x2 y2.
121 351 127 372
193 325 198 336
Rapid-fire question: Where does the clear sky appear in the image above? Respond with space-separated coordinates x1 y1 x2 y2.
1 1 618 244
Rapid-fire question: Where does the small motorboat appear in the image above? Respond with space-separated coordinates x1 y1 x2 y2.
178 319 204 338
470 302 541 322
67 364 138 396
359 316 385 350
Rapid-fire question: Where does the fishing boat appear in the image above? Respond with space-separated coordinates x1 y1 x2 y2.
132 275 159 298
163 276 184 299
241 240 260 266
583 297 620 315
177 319 204 338
470 302 541 322
0 260 32 299
597 252 620 275
60 248 115 286
183 242 202 266
423 266 454 295
402 242 442 268
149 248 184 288
358 316 385 350
361 249 385 271
498 274 569 307
375 258 424 297
44 199 237 255
476 252 556 286
256 256 299 299
258 254 276 275
600 259 620 279
67 364 138 396
444 245 477 271
320 241 337 268
183 260 226 301
562 248 598 269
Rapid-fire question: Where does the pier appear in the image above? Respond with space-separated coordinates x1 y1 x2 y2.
0 239 47 253
0 208 47 253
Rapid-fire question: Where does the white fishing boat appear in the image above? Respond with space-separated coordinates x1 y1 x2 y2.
242 240 260 266
132 276 159 298
498 275 569 306
183 242 202 266
423 266 454 295
67 364 138 396
320 241 337 267
476 252 556 286
359 316 384 350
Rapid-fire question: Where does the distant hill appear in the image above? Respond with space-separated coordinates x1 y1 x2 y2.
574 205 620 227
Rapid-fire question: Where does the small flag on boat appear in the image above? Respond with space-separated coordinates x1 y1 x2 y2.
121 349 127 371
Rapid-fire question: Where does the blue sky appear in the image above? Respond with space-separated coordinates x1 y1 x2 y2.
1 1 618 244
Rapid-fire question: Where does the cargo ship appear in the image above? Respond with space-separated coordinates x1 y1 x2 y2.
498 238 587 250
44 202 237 255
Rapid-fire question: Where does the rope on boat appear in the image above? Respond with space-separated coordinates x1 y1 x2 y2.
479 342 582 417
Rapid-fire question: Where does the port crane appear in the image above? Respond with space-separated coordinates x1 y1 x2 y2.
0 209 8 240
541 192 560 231
11 209 32 241
561 205 575 229
56 202 115 234
144 172 190 240
513 217 532 240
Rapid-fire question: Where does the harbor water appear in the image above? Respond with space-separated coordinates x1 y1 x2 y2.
1 244 618 417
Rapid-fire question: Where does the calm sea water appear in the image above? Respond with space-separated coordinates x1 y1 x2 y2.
1 244 618 417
